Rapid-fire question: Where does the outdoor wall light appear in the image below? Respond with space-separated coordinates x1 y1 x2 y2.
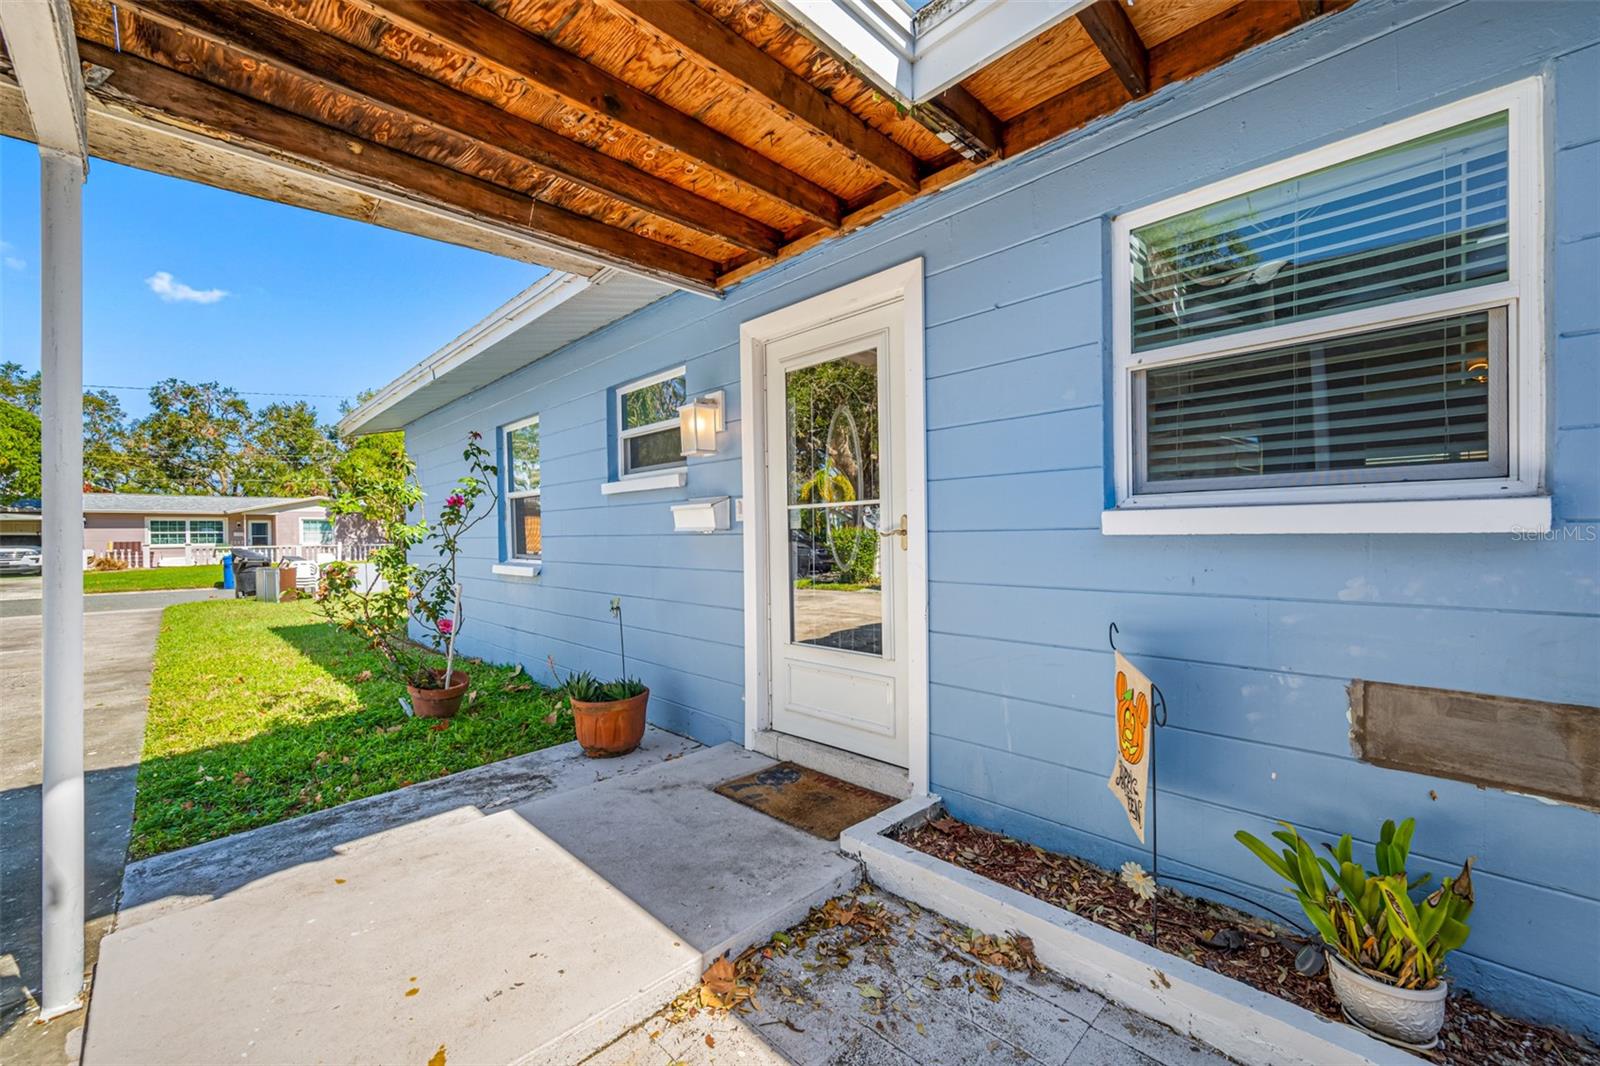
679 390 725 457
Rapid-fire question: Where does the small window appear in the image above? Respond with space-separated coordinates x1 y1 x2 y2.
504 416 541 559
616 368 686 476
1110 81 1543 523
300 518 335 545
189 520 226 545
148 519 187 546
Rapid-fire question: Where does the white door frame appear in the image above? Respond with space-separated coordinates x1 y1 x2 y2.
739 259 929 796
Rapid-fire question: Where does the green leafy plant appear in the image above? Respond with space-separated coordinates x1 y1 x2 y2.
555 670 605 704
1236 818 1474 990
319 432 498 690
602 678 646 701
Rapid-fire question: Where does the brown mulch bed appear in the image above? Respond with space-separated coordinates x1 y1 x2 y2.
896 813 1600 1066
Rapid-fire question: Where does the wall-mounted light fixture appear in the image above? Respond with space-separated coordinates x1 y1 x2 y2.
679 389 725 457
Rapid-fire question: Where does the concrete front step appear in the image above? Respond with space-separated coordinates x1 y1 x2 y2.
84 742 861 1066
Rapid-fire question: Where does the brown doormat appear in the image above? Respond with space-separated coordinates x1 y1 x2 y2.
714 762 896 840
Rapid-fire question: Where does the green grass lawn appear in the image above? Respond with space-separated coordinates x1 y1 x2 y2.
85 564 222 593
130 598 570 858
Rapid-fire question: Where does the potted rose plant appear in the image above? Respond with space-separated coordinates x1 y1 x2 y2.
320 432 498 718
1237 818 1474 1049
549 598 648 756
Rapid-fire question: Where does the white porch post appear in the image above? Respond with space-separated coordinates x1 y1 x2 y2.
0 0 91 1020
38 146 86 1018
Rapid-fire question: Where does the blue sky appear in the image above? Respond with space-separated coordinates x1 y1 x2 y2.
0 135 547 422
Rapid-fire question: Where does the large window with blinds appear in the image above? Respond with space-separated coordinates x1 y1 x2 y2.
1109 81 1544 521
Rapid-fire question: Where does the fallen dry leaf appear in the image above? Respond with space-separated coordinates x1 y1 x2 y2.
427 1045 446 1066
353 670 373 683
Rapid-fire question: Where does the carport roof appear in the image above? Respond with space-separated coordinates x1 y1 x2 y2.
81 494 328 516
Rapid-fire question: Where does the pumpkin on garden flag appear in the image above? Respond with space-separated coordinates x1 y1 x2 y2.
1107 651 1153 843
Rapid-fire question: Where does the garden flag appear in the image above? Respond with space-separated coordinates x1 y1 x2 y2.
1107 651 1153 843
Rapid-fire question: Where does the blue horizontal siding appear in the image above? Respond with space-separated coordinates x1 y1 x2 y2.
403 0 1600 1035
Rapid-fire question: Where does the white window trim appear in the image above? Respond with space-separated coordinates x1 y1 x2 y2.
1106 78 1547 534
613 365 687 480
145 517 225 546
503 414 542 562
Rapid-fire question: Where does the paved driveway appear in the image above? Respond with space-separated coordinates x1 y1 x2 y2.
0 584 227 619
0 602 167 1065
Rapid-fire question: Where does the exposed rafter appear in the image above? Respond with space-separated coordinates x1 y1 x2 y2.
76 39 724 290
119 0 782 258
594 0 922 194
1077 0 1149 99
347 0 845 228
0 0 87 162
918 83 1004 160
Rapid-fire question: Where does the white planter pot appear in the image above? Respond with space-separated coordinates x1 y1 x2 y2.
1326 951 1447 1048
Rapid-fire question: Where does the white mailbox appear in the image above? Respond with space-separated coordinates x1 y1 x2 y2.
671 496 731 534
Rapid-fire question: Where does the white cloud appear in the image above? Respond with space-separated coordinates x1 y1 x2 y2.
1 240 22 271
146 270 228 304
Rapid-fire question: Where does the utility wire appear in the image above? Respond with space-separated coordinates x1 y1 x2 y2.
85 383 352 401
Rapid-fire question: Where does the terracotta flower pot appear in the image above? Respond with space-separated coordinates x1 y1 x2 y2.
571 688 648 757
1327 951 1448 1049
407 669 470 719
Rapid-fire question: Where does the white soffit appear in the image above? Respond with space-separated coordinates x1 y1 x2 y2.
339 269 672 436
766 0 1090 103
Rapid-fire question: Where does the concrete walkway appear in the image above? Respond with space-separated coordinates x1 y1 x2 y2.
82 741 861 1065
0 603 165 1066
0 582 227 619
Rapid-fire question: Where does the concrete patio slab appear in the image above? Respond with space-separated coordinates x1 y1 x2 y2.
83 741 859 1065
118 725 701 929
584 885 1233 1066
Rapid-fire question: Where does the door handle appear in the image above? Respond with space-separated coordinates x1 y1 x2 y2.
877 514 908 550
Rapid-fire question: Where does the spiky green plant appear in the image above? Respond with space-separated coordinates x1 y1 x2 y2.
1236 818 1474 989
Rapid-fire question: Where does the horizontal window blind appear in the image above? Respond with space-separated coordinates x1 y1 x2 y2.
1137 310 1504 490
1131 114 1509 351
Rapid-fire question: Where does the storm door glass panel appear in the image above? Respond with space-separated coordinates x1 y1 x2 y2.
785 349 883 656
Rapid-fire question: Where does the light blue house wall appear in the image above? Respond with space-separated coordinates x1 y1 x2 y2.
404 0 1600 1035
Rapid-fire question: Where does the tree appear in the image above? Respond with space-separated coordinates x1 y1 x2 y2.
124 379 252 494
0 361 41 414
0 402 42 503
236 401 339 496
83 388 132 492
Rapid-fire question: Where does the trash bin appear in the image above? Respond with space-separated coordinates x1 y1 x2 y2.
221 553 235 590
230 548 272 598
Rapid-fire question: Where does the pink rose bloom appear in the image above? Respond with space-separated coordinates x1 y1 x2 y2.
437 618 454 635
446 493 465 508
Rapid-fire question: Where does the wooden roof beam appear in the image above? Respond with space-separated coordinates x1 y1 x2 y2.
74 38 723 291
917 84 1003 160
119 0 782 258
595 0 921 194
1003 1 1331 158
348 0 845 228
1077 0 1149 99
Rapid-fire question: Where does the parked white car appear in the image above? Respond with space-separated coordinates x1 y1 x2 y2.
0 546 43 576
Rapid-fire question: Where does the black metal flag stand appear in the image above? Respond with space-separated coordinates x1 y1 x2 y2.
1109 622 1168 949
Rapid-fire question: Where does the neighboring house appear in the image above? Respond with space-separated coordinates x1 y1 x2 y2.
81 493 342 567
340 0 1600 1038
0 498 43 547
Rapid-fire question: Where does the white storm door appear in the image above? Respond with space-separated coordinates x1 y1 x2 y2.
765 314 909 768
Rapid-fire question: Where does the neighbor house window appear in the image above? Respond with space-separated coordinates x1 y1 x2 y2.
1109 81 1543 521
504 416 541 559
300 518 335 545
148 518 225 545
616 368 686 476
